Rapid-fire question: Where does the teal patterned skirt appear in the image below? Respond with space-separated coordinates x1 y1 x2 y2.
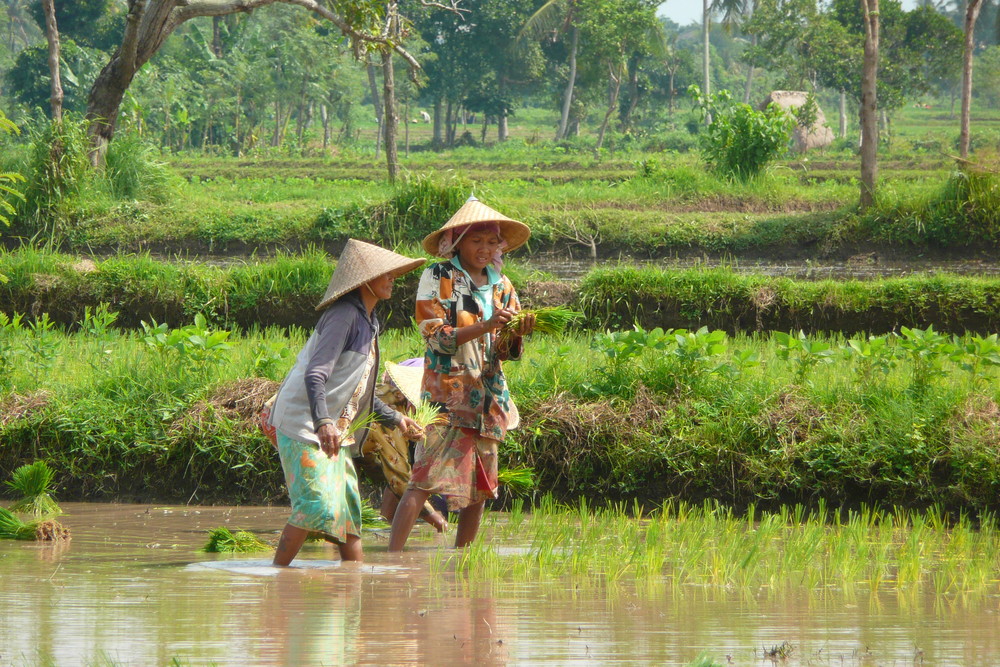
276 432 362 544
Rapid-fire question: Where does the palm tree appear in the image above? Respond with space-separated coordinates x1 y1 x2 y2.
519 0 579 140
710 0 755 103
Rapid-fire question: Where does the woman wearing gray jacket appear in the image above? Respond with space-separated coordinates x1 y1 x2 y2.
267 239 424 566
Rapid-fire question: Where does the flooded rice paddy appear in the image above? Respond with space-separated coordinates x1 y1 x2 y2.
524 254 1000 281
2 503 998 666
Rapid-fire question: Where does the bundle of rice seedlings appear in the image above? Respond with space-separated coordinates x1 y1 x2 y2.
202 527 270 553
6 461 62 518
496 306 582 348
497 466 537 496
0 507 37 540
409 400 447 431
361 498 389 530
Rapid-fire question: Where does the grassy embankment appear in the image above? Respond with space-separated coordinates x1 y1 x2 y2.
2 290 1000 510
1 103 998 260
4 247 1000 335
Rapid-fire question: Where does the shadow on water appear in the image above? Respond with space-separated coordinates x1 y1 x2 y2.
0 503 997 665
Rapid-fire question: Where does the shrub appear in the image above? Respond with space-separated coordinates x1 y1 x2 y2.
688 85 793 181
20 114 94 234
103 129 176 202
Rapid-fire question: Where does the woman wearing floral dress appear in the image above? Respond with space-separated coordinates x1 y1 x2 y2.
389 197 533 551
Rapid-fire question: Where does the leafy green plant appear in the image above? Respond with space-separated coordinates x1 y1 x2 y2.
844 334 896 383
590 326 673 393
670 326 729 385
251 340 291 379
6 461 62 518
896 325 954 396
25 313 59 375
142 313 232 372
688 85 792 181
202 527 270 553
0 110 26 233
0 312 24 388
81 302 119 338
773 330 835 384
949 333 1000 387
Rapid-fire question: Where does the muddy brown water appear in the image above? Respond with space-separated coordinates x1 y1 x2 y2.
1 503 998 666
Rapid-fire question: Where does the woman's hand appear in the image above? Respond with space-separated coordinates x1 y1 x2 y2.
483 307 515 333
317 422 341 458
512 311 535 337
397 414 424 440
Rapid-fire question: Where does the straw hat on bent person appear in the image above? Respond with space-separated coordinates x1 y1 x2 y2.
384 359 520 430
422 196 531 258
316 238 425 312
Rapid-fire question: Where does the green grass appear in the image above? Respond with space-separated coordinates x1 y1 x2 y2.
2 308 1000 510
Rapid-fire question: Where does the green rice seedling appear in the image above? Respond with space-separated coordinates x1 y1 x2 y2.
0 507 37 540
6 461 61 518
202 527 270 553
497 466 536 496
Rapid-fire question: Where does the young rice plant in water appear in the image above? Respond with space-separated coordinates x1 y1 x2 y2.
6 460 61 517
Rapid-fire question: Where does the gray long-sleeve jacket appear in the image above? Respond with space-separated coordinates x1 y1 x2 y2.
268 291 400 452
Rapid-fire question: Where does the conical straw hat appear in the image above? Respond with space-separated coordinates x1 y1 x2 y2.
422 196 531 257
384 361 425 408
315 239 425 312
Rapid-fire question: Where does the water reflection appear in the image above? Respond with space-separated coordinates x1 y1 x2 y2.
0 503 998 665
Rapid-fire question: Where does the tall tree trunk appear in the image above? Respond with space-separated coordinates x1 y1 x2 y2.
703 0 711 124
381 47 399 183
321 103 330 150
668 68 676 115
702 0 711 96
742 34 757 104
960 0 984 159
622 60 639 132
212 16 223 57
839 89 847 139
41 0 63 122
595 60 623 156
366 58 383 158
271 99 281 146
432 97 443 149
404 99 410 158
860 0 880 211
556 23 579 140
